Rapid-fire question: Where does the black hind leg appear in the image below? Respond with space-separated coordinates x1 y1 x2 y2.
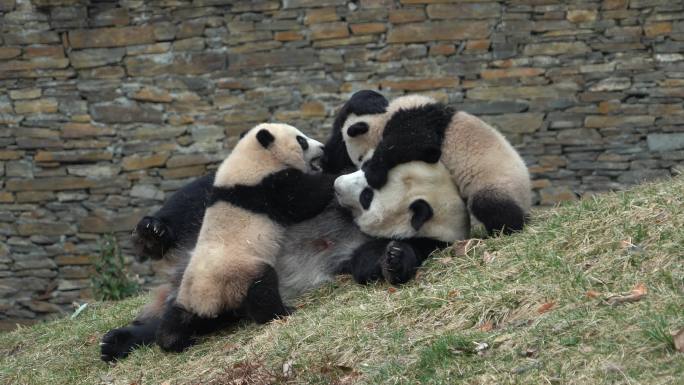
131 216 176 261
156 303 202 353
100 317 160 362
156 302 240 352
244 264 291 324
469 188 526 235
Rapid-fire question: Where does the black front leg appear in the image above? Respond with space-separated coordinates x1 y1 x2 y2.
381 238 449 285
156 303 201 353
380 240 419 285
344 238 449 286
132 173 215 261
346 239 390 284
363 103 452 189
131 217 176 261
272 171 337 223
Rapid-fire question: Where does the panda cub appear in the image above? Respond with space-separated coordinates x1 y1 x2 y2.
337 90 532 235
156 123 332 352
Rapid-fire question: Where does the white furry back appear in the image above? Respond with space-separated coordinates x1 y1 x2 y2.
442 111 532 212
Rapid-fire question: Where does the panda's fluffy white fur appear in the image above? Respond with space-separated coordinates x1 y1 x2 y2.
334 162 469 243
338 90 531 235
157 122 331 352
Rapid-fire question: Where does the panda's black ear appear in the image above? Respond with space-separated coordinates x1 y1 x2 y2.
347 122 369 137
348 90 388 115
256 129 275 148
409 199 433 231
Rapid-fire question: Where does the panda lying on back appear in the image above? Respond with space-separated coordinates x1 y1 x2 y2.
332 90 532 235
154 123 333 352
335 162 469 244
334 162 470 284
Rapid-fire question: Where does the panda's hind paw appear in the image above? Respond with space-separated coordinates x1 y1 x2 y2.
381 241 418 285
100 327 137 362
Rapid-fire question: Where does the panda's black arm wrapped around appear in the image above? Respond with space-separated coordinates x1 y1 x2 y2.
208 169 337 226
362 103 453 189
132 172 215 261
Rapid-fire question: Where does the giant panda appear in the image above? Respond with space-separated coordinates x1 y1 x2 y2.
153 123 338 353
334 162 469 243
100 153 453 361
335 161 469 284
331 90 532 235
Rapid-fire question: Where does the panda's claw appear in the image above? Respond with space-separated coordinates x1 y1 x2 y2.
100 327 138 362
385 245 403 266
132 217 176 261
381 241 418 285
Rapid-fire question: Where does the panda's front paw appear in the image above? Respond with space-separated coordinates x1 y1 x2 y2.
132 216 175 261
381 241 418 285
361 163 388 190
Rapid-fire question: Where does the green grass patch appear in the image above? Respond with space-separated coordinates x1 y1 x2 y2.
2 178 683 384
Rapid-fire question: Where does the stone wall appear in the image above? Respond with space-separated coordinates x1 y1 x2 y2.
1 0 683 323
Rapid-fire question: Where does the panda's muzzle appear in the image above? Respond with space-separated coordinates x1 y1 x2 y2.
309 155 322 172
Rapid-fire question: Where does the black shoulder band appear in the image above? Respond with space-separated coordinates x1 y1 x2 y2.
209 169 336 225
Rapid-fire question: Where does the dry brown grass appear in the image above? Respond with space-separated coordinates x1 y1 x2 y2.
2 177 683 384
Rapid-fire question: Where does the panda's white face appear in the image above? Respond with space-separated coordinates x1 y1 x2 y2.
341 113 387 167
341 94 439 168
216 123 324 187
249 123 325 174
334 161 469 242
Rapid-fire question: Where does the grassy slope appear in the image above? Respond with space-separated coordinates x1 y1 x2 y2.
1 178 683 385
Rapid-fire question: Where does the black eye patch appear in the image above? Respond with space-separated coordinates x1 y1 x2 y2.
347 122 369 137
296 135 309 151
359 187 373 210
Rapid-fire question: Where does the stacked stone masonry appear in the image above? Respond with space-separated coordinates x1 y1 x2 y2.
1 0 683 322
